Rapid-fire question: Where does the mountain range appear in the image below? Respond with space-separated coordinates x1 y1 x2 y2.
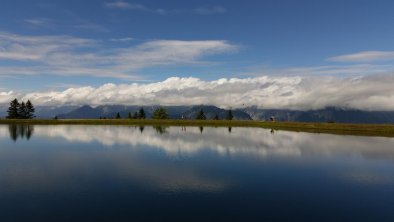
2 105 394 124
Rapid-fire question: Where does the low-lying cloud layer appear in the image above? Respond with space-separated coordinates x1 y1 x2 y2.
1 74 394 111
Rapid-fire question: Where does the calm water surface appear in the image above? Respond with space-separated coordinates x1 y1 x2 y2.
1 125 394 221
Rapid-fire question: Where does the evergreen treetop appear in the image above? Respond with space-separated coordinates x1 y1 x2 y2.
139 107 146 119
26 100 35 119
6 99 20 119
196 109 207 120
6 99 35 119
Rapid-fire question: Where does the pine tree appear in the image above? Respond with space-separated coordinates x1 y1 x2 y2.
6 99 20 119
26 100 35 119
139 107 146 119
128 112 132 119
116 112 121 119
18 102 27 119
196 109 206 120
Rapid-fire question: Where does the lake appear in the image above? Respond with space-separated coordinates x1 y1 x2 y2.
1 125 394 221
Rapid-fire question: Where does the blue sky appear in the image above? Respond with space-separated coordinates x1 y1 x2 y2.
0 0 394 109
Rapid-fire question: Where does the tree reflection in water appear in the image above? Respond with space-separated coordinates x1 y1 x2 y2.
8 124 34 141
199 126 204 134
153 126 168 134
139 126 145 133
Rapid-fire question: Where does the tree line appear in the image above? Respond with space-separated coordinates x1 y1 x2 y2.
113 107 234 120
196 108 233 120
4 100 233 120
6 99 35 119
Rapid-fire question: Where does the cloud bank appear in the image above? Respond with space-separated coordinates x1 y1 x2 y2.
1 74 394 111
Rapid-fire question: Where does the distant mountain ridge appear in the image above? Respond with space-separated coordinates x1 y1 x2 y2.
2 104 394 124
57 105 252 120
241 106 394 124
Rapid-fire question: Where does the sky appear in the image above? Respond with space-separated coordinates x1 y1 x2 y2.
1 0 394 110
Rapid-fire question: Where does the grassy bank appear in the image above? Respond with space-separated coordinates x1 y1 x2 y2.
1 119 394 137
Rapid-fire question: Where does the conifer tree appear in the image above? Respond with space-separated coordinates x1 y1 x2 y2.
18 102 27 119
26 100 35 119
139 107 146 119
196 109 206 120
6 99 20 119
116 112 121 119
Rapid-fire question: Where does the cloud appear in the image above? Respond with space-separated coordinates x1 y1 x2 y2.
0 91 16 105
105 1 145 10
0 74 392 110
0 32 94 61
73 23 109 32
105 1 226 15
110 37 134 42
25 18 53 27
0 32 236 79
105 1 168 14
194 6 227 15
254 64 393 77
328 51 394 62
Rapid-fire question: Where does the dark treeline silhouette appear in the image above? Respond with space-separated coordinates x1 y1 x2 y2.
94 106 235 120
6 99 35 119
8 124 34 141
128 107 146 119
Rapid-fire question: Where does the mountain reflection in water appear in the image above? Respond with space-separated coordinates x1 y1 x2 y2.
1 125 394 221
3 125 392 161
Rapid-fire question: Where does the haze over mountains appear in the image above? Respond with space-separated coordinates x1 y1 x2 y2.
2 105 394 124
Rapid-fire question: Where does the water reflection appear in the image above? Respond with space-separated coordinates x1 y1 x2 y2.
1 125 394 221
153 125 168 134
8 124 34 141
199 126 204 134
2 125 394 162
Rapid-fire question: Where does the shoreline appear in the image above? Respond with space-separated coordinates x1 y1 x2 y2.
1 119 394 137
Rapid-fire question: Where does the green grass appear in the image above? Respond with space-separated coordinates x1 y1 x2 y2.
1 119 394 137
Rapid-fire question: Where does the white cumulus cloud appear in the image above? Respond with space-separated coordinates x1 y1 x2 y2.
0 74 392 111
